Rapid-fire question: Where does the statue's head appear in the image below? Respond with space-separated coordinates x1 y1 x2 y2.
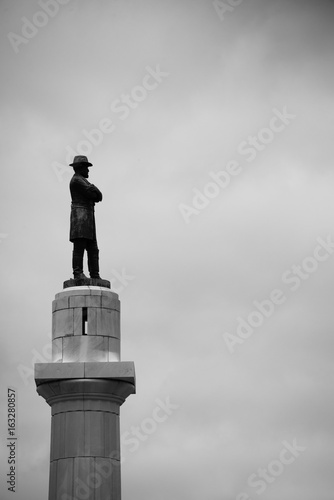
69 155 92 178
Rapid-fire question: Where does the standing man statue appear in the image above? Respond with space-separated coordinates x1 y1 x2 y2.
69 155 104 281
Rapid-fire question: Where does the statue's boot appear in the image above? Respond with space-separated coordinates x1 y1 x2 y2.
72 250 88 280
88 248 101 279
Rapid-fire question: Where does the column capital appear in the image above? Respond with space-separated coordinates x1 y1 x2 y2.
35 361 136 407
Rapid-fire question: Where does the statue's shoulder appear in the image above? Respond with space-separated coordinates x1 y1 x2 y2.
70 174 88 186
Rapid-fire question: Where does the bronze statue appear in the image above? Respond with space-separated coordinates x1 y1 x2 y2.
69 155 103 280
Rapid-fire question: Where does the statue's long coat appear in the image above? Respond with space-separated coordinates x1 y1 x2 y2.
69 174 103 242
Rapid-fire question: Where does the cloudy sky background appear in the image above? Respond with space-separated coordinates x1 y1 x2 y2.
1 0 334 498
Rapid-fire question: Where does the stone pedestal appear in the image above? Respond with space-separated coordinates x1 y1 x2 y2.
63 278 111 289
35 286 135 500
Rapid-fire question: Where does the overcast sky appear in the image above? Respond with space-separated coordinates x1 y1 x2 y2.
1 0 334 499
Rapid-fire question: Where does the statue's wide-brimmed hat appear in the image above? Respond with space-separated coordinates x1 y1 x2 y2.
69 155 93 167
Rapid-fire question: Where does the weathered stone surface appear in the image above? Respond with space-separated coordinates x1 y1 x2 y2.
104 414 120 457
62 336 109 362
86 294 102 307
51 412 67 459
96 308 120 338
69 294 87 308
84 411 105 456
84 361 135 384
65 411 85 457
53 458 73 500
52 308 74 338
95 457 119 500
35 362 85 384
35 362 135 390
52 296 69 312
63 277 111 289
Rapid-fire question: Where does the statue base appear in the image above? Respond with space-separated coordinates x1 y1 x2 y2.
63 277 111 289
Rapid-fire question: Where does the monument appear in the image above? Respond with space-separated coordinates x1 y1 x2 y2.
35 156 136 500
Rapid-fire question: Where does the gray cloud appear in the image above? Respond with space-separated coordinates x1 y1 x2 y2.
1 0 333 499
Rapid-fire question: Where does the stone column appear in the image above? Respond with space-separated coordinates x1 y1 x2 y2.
35 286 135 500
